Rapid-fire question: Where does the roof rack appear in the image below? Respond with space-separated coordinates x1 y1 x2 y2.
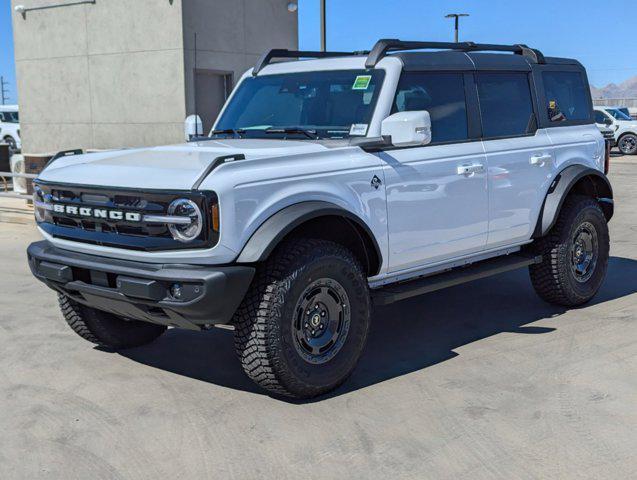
252 49 364 75
365 39 545 68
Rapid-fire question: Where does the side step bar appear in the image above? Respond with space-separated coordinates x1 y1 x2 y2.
372 254 542 306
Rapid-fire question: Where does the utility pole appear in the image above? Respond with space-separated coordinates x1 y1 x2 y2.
320 0 326 51
445 13 469 43
0 76 9 105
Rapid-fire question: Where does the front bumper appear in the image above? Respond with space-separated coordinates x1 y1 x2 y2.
27 241 255 330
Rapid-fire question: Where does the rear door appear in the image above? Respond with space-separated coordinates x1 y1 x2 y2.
381 72 489 273
476 72 554 248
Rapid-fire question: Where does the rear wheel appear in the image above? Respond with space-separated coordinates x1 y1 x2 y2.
59 294 166 349
618 133 637 155
530 195 609 306
233 239 371 399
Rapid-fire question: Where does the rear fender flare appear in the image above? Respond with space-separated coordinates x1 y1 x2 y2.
534 165 613 238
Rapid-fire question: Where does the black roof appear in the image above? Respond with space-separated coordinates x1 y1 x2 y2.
394 51 583 72
252 39 584 75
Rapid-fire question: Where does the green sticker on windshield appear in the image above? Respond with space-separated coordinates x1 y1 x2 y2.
352 75 372 90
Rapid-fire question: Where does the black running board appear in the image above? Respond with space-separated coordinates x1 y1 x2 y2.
372 253 542 306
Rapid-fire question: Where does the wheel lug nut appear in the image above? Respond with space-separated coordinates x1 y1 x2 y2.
304 323 309 328
321 311 326 317
319 325 323 329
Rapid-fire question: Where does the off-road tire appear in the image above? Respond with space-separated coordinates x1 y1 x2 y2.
530 195 609 307
59 294 166 349
233 239 371 399
618 133 637 155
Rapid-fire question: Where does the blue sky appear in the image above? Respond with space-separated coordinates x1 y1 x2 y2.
1 0 635 103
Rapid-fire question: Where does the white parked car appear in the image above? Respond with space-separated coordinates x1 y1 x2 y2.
0 105 21 154
27 40 613 398
594 106 637 155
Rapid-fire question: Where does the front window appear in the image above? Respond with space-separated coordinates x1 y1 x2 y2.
214 70 385 139
595 110 612 125
606 108 632 121
392 72 469 143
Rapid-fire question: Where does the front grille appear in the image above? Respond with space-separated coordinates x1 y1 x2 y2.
34 181 217 251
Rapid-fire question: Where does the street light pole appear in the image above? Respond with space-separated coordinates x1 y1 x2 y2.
445 13 469 43
320 0 326 51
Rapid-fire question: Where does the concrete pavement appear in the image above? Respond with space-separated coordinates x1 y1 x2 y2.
1 158 635 479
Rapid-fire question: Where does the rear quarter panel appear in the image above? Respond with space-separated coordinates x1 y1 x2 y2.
545 124 604 174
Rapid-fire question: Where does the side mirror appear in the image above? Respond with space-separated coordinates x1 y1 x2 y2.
381 111 432 147
604 117 614 126
184 115 203 141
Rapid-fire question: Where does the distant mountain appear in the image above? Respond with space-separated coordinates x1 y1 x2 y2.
591 76 637 99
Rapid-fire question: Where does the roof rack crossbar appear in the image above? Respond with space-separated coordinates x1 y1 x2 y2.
252 49 363 76
365 39 545 68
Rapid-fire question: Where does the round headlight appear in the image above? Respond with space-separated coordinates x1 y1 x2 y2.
167 198 203 242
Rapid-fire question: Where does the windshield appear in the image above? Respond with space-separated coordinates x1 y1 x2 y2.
214 70 385 139
0 111 18 123
606 108 632 121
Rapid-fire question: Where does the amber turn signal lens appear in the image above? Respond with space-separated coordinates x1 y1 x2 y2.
211 202 220 232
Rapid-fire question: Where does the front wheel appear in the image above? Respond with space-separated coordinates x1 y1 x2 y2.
59 295 167 349
530 195 609 307
233 239 371 399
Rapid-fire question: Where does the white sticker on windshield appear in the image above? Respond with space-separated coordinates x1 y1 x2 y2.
349 124 369 136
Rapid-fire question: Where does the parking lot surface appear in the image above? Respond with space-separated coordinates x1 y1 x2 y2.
1 157 636 479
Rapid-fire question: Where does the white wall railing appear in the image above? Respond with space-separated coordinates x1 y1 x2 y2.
0 171 37 200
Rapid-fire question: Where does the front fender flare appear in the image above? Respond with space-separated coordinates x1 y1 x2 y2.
534 165 613 238
236 201 382 271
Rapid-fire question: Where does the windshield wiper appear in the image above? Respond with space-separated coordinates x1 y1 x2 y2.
210 128 247 138
265 127 318 139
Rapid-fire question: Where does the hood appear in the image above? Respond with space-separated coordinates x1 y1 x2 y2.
38 139 329 190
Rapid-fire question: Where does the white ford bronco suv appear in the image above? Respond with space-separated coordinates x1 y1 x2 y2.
28 40 613 399
594 106 637 155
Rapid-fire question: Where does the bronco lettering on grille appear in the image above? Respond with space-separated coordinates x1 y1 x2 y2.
52 204 142 222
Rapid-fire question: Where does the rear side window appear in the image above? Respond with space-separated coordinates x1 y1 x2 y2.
542 71 591 123
476 73 536 138
392 72 468 143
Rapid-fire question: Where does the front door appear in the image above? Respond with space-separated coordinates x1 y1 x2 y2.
381 72 489 273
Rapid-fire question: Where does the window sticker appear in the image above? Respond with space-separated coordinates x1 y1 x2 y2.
349 124 369 136
352 75 372 90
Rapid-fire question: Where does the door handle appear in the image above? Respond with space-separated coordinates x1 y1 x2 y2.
457 164 485 176
530 154 551 166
